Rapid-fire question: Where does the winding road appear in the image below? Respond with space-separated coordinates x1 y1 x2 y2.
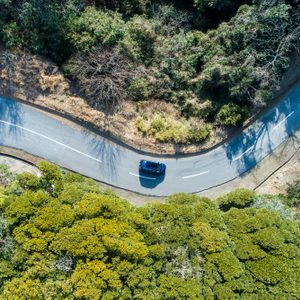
1 86 300 196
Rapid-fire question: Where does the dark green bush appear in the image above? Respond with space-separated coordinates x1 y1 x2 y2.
216 103 248 126
217 188 256 211
286 180 300 207
127 77 149 101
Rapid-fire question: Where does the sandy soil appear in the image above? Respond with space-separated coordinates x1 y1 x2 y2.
256 149 300 196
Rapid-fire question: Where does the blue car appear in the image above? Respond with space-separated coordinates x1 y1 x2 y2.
139 160 166 174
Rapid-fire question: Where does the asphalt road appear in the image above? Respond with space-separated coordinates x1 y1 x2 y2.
1 86 300 196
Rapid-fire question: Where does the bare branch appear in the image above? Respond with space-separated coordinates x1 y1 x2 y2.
69 46 133 113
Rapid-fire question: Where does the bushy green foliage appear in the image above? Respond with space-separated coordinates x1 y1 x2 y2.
127 77 150 101
251 195 292 219
1 0 299 144
123 15 157 64
287 180 300 207
2 22 22 49
94 0 148 16
187 123 212 143
0 164 300 298
216 103 248 126
67 7 126 52
136 113 211 143
136 113 190 143
217 188 256 211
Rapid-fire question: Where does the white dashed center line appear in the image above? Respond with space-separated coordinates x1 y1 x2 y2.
182 171 209 179
129 172 156 180
0 120 102 163
272 111 294 131
232 145 254 162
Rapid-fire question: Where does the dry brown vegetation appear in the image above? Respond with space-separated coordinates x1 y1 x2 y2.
0 49 299 154
0 51 224 153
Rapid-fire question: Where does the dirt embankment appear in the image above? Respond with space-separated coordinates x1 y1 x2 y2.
0 51 300 154
0 52 220 154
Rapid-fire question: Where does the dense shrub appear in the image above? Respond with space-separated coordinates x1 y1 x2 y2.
0 0 299 144
0 163 300 298
124 16 157 64
187 123 212 143
136 113 189 143
287 180 300 207
217 188 256 211
216 103 248 127
136 113 212 143
67 7 126 52
127 77 150 101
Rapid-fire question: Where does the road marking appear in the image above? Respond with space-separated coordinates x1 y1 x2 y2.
272 111 294 131
182 171 209 179
129 172 156 180
232 145 254 162
0 120 102 163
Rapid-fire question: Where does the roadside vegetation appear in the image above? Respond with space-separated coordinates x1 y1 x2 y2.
0 0 299 147
0 162 300 298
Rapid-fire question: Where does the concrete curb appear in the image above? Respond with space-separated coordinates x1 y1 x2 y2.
1 73 300 158
0 146 160 206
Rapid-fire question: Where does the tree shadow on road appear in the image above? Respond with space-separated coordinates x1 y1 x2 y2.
224 96 296 175
0 97 23 142
88 136 121 182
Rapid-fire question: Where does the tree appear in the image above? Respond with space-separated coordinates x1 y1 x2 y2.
124 15 157 65
38 161 63 196
71 260 122 299
149 4 191 37
68 46 133 112
217 188 256 211
1 163 300 299
94 0 148 16
33 199 74 232
216 103 248 126
74 192 131 219
0 217 14 259
67 6 126 52
155 274 203 300
16 173 40 191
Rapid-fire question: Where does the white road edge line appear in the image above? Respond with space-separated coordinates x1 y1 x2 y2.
232 145 254 162
182 171 209 179
0 120 102 163
272 111 295 131
129 172 156 180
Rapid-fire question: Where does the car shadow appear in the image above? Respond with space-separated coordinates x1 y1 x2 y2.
139 170 166 189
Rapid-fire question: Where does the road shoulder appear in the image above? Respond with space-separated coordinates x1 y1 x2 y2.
1 126 300 204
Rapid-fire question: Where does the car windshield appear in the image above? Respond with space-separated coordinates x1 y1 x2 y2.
146 161 158 168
